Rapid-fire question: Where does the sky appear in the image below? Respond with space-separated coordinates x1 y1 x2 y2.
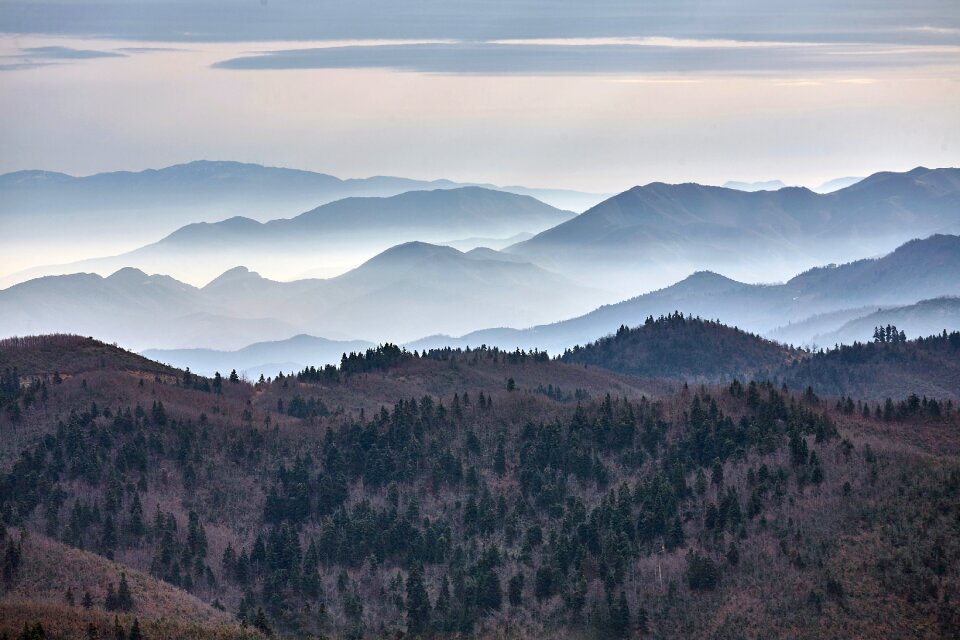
1 0 959 192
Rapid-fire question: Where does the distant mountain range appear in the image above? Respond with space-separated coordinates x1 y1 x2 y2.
722 179 789 192
812 176 864 193
0 160 607 220
88 234 960 376
0 242 606 350
411 234 960 354
0 160 608 279
506 166 960 291
142 334 375 378
722 176 865 193
806 297 960 347
6 166 956 298
4 235 957 369
4 186 577 286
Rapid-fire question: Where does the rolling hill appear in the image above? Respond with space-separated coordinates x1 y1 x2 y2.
561 313 795 382
777 329 960 401
1 332 958 638
8 187 577 286
506 166 960 291
411 234 960 354
142 334 376 378
552 314 960 403
0 161 605 284
0 159 603 224
0 243 606 350
808 297 960 348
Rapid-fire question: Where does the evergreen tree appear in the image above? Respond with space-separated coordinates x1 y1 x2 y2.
609 591 631 638
508 572 524 606
637 605 649 633
112 616 126 640
253 607 272 636
666 517 685 550
494 439 506 476
126 493 145 539
433 575 452 633
117 572 134 611
105 583 118 611
186 511 207 558
686 552 720 590
711 459 724 486
405 565 432 635
100 515 118 559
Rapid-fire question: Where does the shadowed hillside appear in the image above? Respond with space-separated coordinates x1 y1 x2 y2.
0 160 605 283
7 186 577 286
416 234 960 354
507 167 960 290
560 313 795 381
777 330 960 402
2 334 959 638
0 533 257 639
0 243 607 350
0 335 177 377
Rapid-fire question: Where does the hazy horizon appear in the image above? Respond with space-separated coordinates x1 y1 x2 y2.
2 0 959 192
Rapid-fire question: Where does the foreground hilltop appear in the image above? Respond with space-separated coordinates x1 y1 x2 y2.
0 334 177 378
1 332 959 638
560 313 960 402
561 313 795 381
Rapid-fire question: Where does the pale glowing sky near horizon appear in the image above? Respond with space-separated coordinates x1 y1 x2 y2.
1 1 959 191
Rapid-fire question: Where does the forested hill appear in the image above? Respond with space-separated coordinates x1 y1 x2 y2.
777 329 960 402
557 314 960 402
2 334 959 639
560 313 795 381
0 334 177 377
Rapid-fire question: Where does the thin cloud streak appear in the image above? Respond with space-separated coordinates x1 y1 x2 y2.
211 40 960 76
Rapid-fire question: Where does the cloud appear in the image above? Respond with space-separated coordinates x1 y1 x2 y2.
0 61 60 71
2 0 958 44
212 40 960 75
20 46 126 60
114 46 187 54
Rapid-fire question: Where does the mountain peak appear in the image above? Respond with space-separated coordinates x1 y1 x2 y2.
106 267 149 283
680 270 743 287
203 266 264 289
364 241 461 264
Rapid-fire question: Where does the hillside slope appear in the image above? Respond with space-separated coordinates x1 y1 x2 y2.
561 313 794 382
7 186 577 286
0 334 178 377
775 330 960 402
0 160 605 283
1 334 959 638
413 235 960 354
0 243 607 349
0 533 248 635
507 166 960 291
142 334 377 378
811 297 960 347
